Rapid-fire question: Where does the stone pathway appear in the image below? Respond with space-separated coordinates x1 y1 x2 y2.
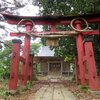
28 84 76 100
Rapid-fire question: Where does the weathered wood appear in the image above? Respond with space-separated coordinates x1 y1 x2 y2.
10 30 100 38
75 23 86 85
84 41 99 90
20 23 33 86
9 39 22 90
1 13 100 25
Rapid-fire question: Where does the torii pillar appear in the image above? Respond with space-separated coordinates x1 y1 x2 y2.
20 22 33 86
75 22 86 85
84 39 99 90
9 39 22 91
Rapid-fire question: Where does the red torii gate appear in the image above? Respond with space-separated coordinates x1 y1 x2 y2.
1 13 100 91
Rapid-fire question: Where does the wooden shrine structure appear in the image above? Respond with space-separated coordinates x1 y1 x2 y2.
1 13 100 91
34 56 70 75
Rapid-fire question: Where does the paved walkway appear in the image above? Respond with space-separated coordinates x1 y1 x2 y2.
28 84 76 100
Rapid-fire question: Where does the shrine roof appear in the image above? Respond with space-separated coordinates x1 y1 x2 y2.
1 12 100 21
37 46 54 57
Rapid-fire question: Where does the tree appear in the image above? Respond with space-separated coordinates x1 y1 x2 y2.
0 0 42 80
0 41 12 79
33 0 100 62
30 43 41 55
0 0 30 43
33 0 100 15
0 0 26 80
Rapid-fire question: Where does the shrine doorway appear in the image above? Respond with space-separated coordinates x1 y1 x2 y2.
48 62 62 76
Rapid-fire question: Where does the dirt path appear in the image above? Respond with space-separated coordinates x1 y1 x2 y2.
28 83 76 100
0 80 100 100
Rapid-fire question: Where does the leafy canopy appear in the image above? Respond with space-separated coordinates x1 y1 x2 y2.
33 0 100 62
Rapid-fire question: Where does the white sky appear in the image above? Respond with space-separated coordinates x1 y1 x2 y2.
5 0 32 4
4 0 39 16
0 0 42 43
17 4 39 16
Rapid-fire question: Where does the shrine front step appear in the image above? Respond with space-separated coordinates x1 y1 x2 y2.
48 75 62 82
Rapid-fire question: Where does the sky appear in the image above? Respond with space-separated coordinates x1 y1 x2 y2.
0 0 42 43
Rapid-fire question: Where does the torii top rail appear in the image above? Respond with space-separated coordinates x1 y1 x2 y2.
1 13 100 38
1 12 100 25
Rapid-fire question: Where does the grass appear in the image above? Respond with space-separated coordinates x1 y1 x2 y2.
0 79 34 99
79 85 90 93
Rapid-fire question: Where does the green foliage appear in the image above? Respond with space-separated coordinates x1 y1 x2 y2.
0 86 8 97
26 81 31 90
35 64 41 73
54 36 76 61
33 0 100 15
15 81 32 94
64 55 73 62
0 80 9 97
0 41 12 80
30 43 41 55
33 0 100 63
79 85 89 93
